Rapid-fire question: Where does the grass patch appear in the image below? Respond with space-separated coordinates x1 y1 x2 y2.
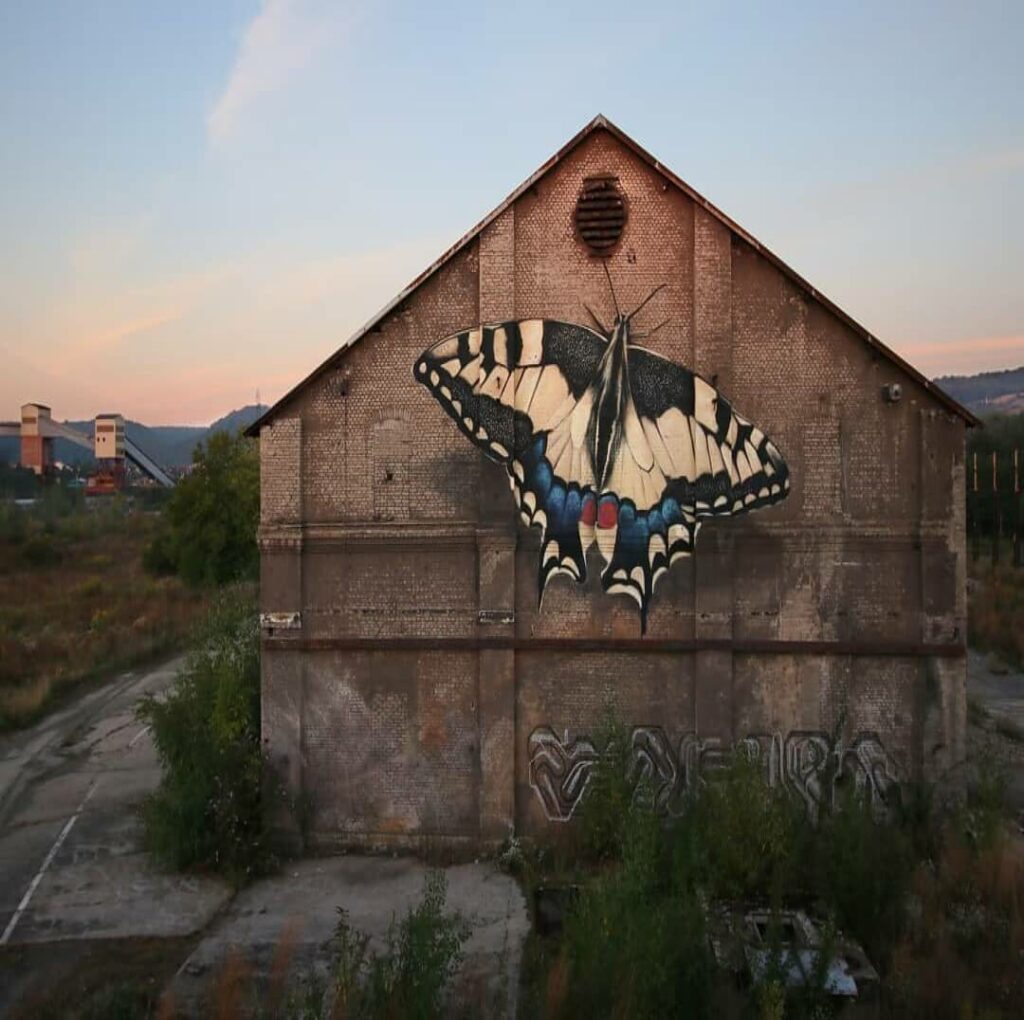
0 935 194 1020
968 558 1024 669
0 500 209 730
316 871 469 1019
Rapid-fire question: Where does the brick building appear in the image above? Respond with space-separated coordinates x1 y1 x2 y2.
248 116 976 851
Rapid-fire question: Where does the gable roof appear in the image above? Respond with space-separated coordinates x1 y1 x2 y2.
247 115 978 435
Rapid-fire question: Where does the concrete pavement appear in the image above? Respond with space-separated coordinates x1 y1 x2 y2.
0 657 233 952
171 857 529 1016
0 657 529 1016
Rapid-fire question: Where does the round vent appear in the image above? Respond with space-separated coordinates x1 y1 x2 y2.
574 176 627 255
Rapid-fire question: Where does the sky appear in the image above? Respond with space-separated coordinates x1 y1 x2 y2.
0 1 1021 425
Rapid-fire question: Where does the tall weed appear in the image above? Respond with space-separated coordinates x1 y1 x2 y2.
313 871 468 1019
810 788 913 961
557 806 712 1019
673 754 803 903
579 707 635 862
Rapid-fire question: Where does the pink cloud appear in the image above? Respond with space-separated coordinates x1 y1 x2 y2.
207 0 349 145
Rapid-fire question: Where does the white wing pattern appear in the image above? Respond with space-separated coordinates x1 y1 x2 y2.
414 319 789 630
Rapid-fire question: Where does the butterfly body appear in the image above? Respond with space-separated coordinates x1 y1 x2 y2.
414 312 789 631
587 316 630 490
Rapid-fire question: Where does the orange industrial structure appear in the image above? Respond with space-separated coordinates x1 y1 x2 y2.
17 403 54 476
0 403 174 489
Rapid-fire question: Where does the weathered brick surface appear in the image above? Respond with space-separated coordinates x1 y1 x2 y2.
302 650 479 842
260 418 301 525
515 650 697 833
257 125 968 847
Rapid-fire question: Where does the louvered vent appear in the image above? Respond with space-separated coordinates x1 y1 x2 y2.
574 176 627 255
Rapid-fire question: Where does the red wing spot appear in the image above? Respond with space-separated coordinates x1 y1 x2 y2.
597 498 618 530
580 495 597 526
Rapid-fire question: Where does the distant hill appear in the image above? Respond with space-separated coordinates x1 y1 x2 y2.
935 366 1024 415
0 404 264 470
207 405 264 438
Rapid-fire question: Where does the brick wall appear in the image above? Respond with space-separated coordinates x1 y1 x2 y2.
257 126 967 849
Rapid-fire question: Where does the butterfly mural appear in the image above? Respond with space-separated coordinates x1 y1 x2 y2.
413 285 790 631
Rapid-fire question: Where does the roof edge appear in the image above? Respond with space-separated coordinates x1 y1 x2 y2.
247 114 978 434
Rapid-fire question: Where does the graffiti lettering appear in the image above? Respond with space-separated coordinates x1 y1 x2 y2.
528 726 899 823
527 729 599 822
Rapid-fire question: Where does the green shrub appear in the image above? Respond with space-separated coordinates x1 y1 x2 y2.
0 463 40 500
958 741 1010 851
138 586 272 884
0 502 29 544
319 871 469 1019
145 430 259 587
523 706 1018 1018
580 706 635 862
141 525 177 576
810 788 913 961
674 754 803 903
37 482 83 521
22 534 63 568
558 806 712 1019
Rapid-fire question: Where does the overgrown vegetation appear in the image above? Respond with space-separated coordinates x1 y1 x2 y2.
519 711 1021 1020
184 872 469 1019
0 492 207 729
969 557 1024 668
303 872 470 1019
579 711 635 862
138 586 273 885
966 413 1024 537
144 429 259 586
555 810 712 1018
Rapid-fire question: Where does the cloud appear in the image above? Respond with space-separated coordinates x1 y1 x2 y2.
46 261 241 366
70 309 185 361
207 0 347 145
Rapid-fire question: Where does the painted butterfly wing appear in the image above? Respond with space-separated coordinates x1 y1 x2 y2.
415 320 608 591
414 319 790 629
597 344 790 615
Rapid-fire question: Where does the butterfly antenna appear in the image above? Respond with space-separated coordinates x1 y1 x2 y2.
584 303 610 335
602 260 621 318
632 317 671 340
628 283 668 321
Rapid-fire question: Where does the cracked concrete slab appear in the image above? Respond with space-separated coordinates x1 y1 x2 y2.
0 657 530 1016
0 657 233 950
10 851 232 943
171 857 529 1017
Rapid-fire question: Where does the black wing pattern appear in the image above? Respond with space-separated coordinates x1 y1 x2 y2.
414 319 789 630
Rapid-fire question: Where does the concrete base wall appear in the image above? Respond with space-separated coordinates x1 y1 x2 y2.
262 637 965 850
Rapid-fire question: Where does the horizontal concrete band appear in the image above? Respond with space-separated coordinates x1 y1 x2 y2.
262 635 965 657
